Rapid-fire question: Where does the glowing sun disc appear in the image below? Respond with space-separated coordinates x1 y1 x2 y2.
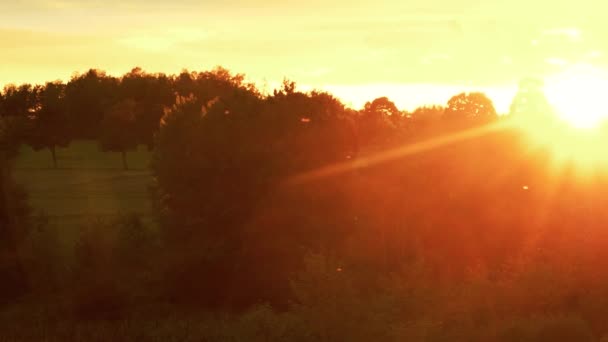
545 65 608 129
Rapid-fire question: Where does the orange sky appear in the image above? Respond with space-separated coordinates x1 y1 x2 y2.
2 0 607 112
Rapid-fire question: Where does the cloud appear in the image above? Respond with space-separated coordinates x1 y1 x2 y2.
542 27 582 40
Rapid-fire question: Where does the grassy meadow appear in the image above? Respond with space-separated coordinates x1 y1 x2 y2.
12 141 155 243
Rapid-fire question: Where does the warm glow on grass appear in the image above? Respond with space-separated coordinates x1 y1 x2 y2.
545 65 608 129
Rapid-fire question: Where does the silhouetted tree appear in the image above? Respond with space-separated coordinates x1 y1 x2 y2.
100 99 138 170
153 74 359 307
65 69 119 139
120 68 174 148
364 96 400 117
264 82 358 172
443 92 497 124
154 69 266 303
0 85 30 167
411 105 444 120
26 82 71 168
409 105 445 134
358 97 400 146
1 84 36 119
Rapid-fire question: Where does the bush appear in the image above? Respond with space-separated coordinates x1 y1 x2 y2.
0 152 31 304
70 216 154 320
20 212 68 293
114 213 158 272
289 253 401 341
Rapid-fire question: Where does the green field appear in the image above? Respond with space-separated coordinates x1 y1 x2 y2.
13 140 155 235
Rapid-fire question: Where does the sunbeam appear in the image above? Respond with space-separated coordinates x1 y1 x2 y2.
287 120 517 185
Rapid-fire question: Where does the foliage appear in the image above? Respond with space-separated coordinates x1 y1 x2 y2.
1 84 37 118
289 253 402 341
71 215 158 320
0 117 30 305
153 78 361 308
358 96 401 145
0 115 28 160
120 68 174 148
19 212 67 293
26 82 71 168
65 69 120 139
99 99 139 169
443 91 497 124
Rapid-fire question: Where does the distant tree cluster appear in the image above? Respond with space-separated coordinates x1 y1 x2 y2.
0 67 500 169
0 68 172 169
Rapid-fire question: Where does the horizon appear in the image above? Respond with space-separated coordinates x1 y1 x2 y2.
0 67 518 113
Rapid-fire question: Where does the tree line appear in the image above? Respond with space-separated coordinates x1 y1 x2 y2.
0 67 502 169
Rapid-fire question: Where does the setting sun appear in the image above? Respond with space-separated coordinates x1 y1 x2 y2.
545 64 608 128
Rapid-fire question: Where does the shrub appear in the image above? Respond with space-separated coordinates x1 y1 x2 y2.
20 212 68 293
71 219 128 320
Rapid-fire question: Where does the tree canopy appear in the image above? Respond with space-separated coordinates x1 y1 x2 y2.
99 99 139 170
444 91 498 124
26 82 71 168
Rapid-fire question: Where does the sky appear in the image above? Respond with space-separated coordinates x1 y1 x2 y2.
2 0 608 112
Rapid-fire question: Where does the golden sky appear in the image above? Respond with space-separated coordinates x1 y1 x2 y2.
1 0 607 112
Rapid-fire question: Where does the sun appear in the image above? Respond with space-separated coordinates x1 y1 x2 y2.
544 65 608 129
513 65 608 174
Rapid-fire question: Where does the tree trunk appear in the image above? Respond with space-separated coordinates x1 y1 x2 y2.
122 150 128 170
50 145 57 169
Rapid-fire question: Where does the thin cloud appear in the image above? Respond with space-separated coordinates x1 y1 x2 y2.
542 27 582 40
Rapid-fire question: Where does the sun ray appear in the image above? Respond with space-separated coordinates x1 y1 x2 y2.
287 120 517 185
